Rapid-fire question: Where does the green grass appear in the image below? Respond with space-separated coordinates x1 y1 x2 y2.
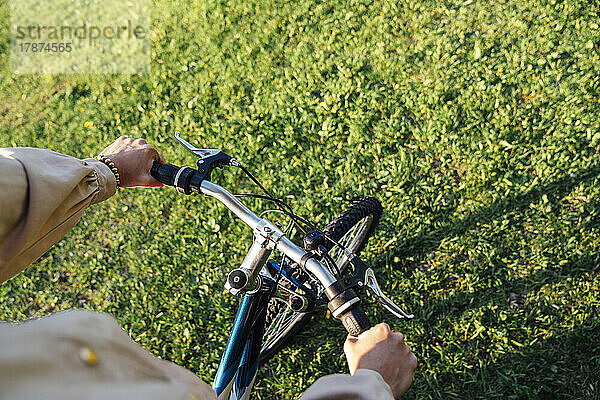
1 0 600 398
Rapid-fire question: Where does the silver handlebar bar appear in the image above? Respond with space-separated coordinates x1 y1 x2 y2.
199 180 337 290
200 180 262 228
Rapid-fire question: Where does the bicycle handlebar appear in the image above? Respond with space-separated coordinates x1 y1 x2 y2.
151 161 205 195
150 161 371 336
151 162 181 186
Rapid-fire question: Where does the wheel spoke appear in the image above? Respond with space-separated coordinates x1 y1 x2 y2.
329 215 373 271
261 301 304 352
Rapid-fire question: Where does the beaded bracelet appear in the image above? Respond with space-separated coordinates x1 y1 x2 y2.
96 154 121 186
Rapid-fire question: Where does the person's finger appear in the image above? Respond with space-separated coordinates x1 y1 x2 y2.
146 177 163 187
391 332 405 344
137 171 161 187
148 153 165 185
343 337 356 356
144 145 162 160
143 157 163 187
374 322 391 338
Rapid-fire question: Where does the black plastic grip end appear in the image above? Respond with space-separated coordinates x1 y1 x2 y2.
151 161 180 186
340 306 371 337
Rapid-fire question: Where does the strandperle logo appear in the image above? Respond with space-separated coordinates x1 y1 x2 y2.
10 0 150 74
14 21 147 46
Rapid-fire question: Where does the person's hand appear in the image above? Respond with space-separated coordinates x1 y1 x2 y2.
98 136 164 187
344 323 417 399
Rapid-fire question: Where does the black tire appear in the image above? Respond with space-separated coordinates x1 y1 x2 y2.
259 197 383 362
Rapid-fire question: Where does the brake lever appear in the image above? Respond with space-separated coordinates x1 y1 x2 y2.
175 131 220 158
345 256 414 320
175 131 239 167
165 131 239 190
364 268 414 320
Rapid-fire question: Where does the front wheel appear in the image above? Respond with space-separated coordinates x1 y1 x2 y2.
259 197 383 362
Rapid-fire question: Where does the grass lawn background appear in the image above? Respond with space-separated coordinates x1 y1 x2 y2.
1 0 599 398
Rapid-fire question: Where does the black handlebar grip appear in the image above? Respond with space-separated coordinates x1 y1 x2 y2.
150 161 181 187
339 305 371 337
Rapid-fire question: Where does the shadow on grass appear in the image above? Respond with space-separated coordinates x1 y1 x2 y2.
384 160 600 320
391 164 600 263
409 320 600 400
217 164 600 400
418 250 599 318
380 164 600 399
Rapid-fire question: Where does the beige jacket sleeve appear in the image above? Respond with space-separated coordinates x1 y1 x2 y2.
0 147 117 283
0 147 394 400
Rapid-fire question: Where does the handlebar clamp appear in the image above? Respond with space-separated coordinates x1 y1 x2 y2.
173 166 196 194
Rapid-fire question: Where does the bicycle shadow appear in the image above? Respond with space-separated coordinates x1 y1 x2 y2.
252 164 600 399
414 249 599 320
380 162 600 315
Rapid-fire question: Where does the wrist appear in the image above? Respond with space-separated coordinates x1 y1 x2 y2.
83 158 117 203
95 154 121 186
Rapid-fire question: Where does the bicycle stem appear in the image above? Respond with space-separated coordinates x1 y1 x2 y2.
199 180 338 290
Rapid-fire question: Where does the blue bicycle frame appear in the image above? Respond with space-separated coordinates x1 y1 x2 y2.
213 290 269 399
213 260 307 400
